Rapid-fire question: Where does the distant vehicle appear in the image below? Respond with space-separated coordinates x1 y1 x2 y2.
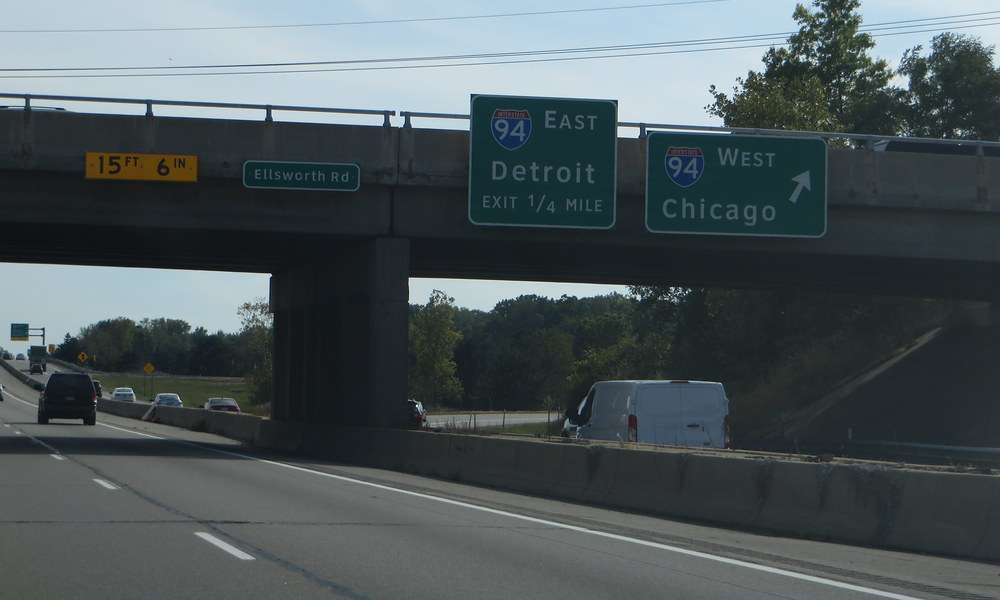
38 372 97 425
153 393 183 407
29 363 43 375
111 387 137 403
872 139 1000 157
204 397 240 413
406 399 427 427
92 379 103 398
1 351 11 360
15 353 25 361
28 345 47 373
569 380 731 448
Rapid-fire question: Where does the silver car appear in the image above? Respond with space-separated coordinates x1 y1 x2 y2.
152 393 183 407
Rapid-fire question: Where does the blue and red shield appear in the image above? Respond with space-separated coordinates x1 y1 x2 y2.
664 146 705 188
491 109 532 150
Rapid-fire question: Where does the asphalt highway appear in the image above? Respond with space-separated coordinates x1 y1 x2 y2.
0 366 995 599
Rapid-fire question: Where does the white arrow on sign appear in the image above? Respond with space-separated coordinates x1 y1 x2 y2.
788 171 812 204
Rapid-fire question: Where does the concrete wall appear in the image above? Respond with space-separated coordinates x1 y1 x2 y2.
270 240 409 427
0 358 43 391
93 398 1000 563
1 111 1000 298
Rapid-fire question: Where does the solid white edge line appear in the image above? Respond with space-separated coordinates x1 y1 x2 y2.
92 478 118 490
10 394 922 599
99 422 163 439
49 454 65 461
194 532 255 561
13 430 21 435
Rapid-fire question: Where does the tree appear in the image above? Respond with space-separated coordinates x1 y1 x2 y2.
77 317 138 371
238 298 273 405
409 290 463 407
54 333 82 363
899 33 1000 140
708 0 902 133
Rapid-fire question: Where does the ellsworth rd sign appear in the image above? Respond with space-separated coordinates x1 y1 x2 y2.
468 94 617 229
645 133 827 238
243 161 360 192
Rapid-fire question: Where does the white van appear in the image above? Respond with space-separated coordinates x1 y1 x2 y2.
568 380 730 448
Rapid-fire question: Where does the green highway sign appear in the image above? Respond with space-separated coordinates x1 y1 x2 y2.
645 133 827 238
10 323 28 341
468 94 617 229
243 161 360 192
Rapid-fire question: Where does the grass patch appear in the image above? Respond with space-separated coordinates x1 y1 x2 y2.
98 374 251 410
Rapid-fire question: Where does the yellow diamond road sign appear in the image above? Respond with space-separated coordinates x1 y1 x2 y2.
144 362 155 375
77 352 88 363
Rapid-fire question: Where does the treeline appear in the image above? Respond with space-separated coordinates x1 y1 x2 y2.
54 301 273 403
408 289 948 435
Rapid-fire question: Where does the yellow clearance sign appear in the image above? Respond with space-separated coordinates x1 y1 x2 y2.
85 152 198 182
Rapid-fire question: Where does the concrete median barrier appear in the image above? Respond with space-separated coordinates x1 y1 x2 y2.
204 411 263 443
83 400 1000 562
97 398 150 420
151 405 208 431
0 359 44 391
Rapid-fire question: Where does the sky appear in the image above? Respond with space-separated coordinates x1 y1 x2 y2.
2 0 998 350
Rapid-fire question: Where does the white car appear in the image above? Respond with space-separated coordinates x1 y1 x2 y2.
111 387 137 403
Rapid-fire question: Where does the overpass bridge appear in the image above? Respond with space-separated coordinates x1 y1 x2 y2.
2 96 998 427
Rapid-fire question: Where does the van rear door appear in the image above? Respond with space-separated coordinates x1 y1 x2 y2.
634 383 682 445
679 384 727 448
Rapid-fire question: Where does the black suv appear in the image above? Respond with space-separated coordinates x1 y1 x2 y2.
38 372 97 425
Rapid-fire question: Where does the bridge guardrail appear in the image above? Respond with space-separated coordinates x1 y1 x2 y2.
6 91 1000 153
0 92 396 126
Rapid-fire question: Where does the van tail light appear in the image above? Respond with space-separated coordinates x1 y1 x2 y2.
627 414 638 442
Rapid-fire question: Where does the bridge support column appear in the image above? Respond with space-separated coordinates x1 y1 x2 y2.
269 238 410 427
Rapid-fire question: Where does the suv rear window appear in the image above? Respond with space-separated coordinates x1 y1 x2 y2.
46 373 94 395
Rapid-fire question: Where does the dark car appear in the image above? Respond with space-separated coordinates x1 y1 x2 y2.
406 399 427 428
1 351 11 360
29 363 43 375
204 397 240 413
38 372 97 425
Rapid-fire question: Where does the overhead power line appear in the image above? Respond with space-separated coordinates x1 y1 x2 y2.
0 0 727 34
2 12 999 79
4 11 999 75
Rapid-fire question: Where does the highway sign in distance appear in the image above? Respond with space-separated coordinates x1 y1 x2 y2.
645 133 827 238
85 152 198 182
10 323 28 341
243 161 360 192
77 352 88 364
468 94 618 229
144 362 155 375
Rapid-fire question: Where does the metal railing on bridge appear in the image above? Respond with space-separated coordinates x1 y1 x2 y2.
0 92 396 126
398 109 1000 153
6 91 1000 153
